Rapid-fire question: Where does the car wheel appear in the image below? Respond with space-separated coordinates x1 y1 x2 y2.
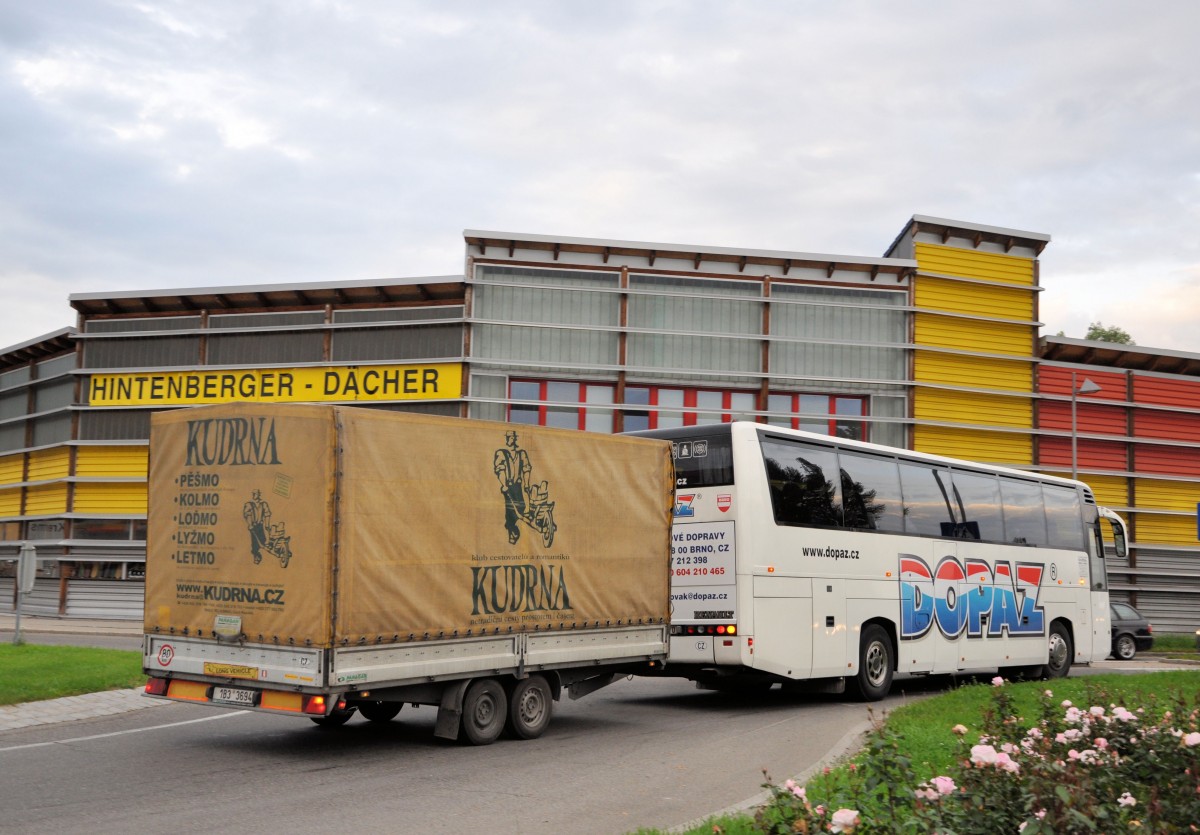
1114 633 1137 660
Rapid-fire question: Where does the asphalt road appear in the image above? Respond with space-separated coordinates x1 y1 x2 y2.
3 628 1191 834
0 673 931 835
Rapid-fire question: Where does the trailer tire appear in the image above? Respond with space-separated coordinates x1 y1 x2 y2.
357 700 403 723
850 624 893 702
507 675 553 740
461 679 507 745
310 706 355 727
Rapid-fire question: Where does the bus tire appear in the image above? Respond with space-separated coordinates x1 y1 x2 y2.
461 678 507 745
851 624 893 701
507 675 553 740
1042 622 1073 679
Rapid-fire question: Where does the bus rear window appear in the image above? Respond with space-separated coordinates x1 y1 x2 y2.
669 435 734 488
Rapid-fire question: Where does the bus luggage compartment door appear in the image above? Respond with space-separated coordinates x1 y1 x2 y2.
748 575 813 680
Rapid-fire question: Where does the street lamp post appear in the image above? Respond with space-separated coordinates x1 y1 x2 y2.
1071 372 1102 480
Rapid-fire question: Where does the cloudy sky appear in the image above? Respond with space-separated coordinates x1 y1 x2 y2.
3 1 1198 353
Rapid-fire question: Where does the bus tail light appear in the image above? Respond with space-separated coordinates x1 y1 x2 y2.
672 624 738 637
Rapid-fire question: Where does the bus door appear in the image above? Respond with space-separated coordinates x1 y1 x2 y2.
898 541 965 674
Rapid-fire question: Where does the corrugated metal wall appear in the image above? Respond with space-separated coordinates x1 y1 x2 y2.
76 446 148 477
73 483 147 514
911 243 1036 464
912 425 1031 463
914 243 1035 285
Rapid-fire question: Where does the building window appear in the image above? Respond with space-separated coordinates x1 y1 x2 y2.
508 380 758 432
767 393 868 440
507 380 616 432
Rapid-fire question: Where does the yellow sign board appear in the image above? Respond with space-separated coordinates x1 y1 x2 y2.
203 662 259 680
88 363 463 407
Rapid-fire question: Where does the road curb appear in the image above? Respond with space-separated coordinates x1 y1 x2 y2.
667 718 874 833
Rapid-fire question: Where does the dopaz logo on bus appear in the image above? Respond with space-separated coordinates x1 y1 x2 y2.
899 555 1046 640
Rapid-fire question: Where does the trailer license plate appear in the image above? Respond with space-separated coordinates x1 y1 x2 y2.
213 686 256 706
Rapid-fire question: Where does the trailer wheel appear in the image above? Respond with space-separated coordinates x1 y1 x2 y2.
507 675 553 740
850 624 893 701
1042 622 1073 679
461 679 507 745
310 706 355 727
357 700 402 723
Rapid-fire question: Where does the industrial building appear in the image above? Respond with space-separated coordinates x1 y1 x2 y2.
1 215 1197 631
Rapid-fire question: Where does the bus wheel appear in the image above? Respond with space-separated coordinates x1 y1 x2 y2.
461 679 507 745
507 675 553 740
357 700 402 723
851 625 893 701
1043 623 1073 679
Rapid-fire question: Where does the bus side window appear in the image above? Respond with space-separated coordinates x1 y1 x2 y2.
1000 480 1048 546
838 451 904 532
763 439 842 528
948 470 1003 542
898 463 958 537
1044 485 1085 550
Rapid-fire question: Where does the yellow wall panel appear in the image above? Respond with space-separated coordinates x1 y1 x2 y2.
0 454 23 485
26 447 70 482
914 351 1033 392
24 483 67 515
0 486 20 516
913 425 1032 465
1040 472 1130 510
914 313 1032 356
1132 513 1196 546
73 483 148 514
914 389 1032 428
915 276 1035 320
915 242 1035 286
76 446 149 478
1134 479 1200 513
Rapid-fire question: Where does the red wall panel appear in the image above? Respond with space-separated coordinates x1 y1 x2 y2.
1038 401 1126 434
1134 409 1200 443
1134 375 1200 409
1039 366 1128 399
1134 444 1200 477
1039 437 1128 471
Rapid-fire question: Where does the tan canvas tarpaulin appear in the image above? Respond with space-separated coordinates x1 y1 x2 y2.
145 403 336 646
335 408 673 642
145 404 673 648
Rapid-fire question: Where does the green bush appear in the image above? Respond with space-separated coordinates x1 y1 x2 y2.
753 677 1200 834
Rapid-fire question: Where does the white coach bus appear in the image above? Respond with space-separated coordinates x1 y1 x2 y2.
630 422 1128 700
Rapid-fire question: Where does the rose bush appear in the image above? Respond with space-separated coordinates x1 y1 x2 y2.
752 680 1200 834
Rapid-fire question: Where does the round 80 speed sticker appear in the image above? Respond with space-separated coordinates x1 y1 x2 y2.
157 644 175 666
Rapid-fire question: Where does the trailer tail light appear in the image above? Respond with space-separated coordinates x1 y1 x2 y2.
302 695 328 715
145 678 168 696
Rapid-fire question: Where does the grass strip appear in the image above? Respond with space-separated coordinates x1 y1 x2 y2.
0 644 145 706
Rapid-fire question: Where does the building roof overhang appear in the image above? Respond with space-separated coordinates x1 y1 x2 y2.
0 327 77 366
464 229 917 279
1040 335 1200 376
68 276 467 319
